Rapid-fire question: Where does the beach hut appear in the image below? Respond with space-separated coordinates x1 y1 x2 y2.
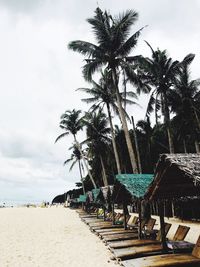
115 174 154 235
77 194 87 202
145 153 200 250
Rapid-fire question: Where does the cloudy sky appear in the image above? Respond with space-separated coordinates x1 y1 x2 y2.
0 0 199 204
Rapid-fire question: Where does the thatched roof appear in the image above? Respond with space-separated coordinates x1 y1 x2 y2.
77 194 87 203
145 153 200 200
116 174 154 198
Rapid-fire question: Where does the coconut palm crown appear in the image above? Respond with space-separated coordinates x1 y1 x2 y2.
68 7 149 173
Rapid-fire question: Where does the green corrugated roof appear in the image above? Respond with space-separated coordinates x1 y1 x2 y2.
92 188 101 202
116 174 154 198
77 194 87 203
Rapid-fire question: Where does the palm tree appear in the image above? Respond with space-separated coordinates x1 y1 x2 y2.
170 54 200 153
64 145 86 194
78 70 138 174
82 110 111 186
68 8 149 173
139 42 181 153
55 109 97 188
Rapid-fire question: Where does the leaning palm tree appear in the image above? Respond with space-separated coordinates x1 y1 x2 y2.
170 54 200 153
78 70 138 174
68 8 149 173
82 110 111 186
64 145 86 194
55 109 97 188
139 42 181 153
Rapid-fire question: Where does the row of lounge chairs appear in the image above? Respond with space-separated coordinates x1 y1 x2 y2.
76 208 200 267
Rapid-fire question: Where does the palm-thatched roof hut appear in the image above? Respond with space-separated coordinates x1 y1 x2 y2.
145 153 200 250
145 153 200 200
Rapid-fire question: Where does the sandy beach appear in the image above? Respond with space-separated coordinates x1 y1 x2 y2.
0 207 117 267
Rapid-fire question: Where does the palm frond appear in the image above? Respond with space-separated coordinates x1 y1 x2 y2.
55 132 69 143
146 92 156 117
68 40 103 58
116 26 145 57
87 8 111 47
83 60 104 81
112 10 139 48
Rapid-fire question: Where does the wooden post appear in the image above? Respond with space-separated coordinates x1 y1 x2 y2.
103 206 106 221
171 200 175 218
112 202 115 225
96 206 99 219
138 199 142 239
158 200 168 251
123 203 127 230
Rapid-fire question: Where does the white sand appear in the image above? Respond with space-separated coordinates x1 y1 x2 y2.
0 207 117 267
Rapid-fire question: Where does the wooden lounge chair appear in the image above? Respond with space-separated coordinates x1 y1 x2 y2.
122 235 200 267
108 223 172 249
90 214 127 231
111 225 190 261
95 215 139 234
97 216 139 237
82 212 112 223
103 218 156 242
88 213 122 227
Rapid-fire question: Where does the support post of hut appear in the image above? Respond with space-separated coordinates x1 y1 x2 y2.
123 202 127 230
138 199 142 239
158 200 168 251
103 206 106 221
96 206 98 218
112 202 115 225
171 199 175 218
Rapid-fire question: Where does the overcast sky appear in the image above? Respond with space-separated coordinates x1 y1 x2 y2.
0 0 199 204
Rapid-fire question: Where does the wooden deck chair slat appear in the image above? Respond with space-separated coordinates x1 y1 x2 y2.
122 235 200 267
173 225 190 241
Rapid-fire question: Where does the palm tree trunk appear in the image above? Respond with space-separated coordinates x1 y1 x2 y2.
78 160 85 195
183 139 187 153
100 155 108 186
131 116 142 173
106 103 121 174
112 69 138 174
163 93 174 153
74 136 97 188
195 140 200 154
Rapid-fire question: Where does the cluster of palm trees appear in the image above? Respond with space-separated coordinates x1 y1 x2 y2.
55 8 200 191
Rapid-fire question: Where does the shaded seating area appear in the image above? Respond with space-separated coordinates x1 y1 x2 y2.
122 153 200 267
123 235 200 267
72 154 200 267
111 225 191 261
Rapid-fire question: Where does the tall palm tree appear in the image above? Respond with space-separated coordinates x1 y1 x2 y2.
170 54 200 153
68 8 149 173
139 42 181 153
82 110 111 186
64 145 86 194
78 70 138 174
55 109 97 188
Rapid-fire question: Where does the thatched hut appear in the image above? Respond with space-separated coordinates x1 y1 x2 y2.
145 153 200 250
146 153 200 200
115 174 154 234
